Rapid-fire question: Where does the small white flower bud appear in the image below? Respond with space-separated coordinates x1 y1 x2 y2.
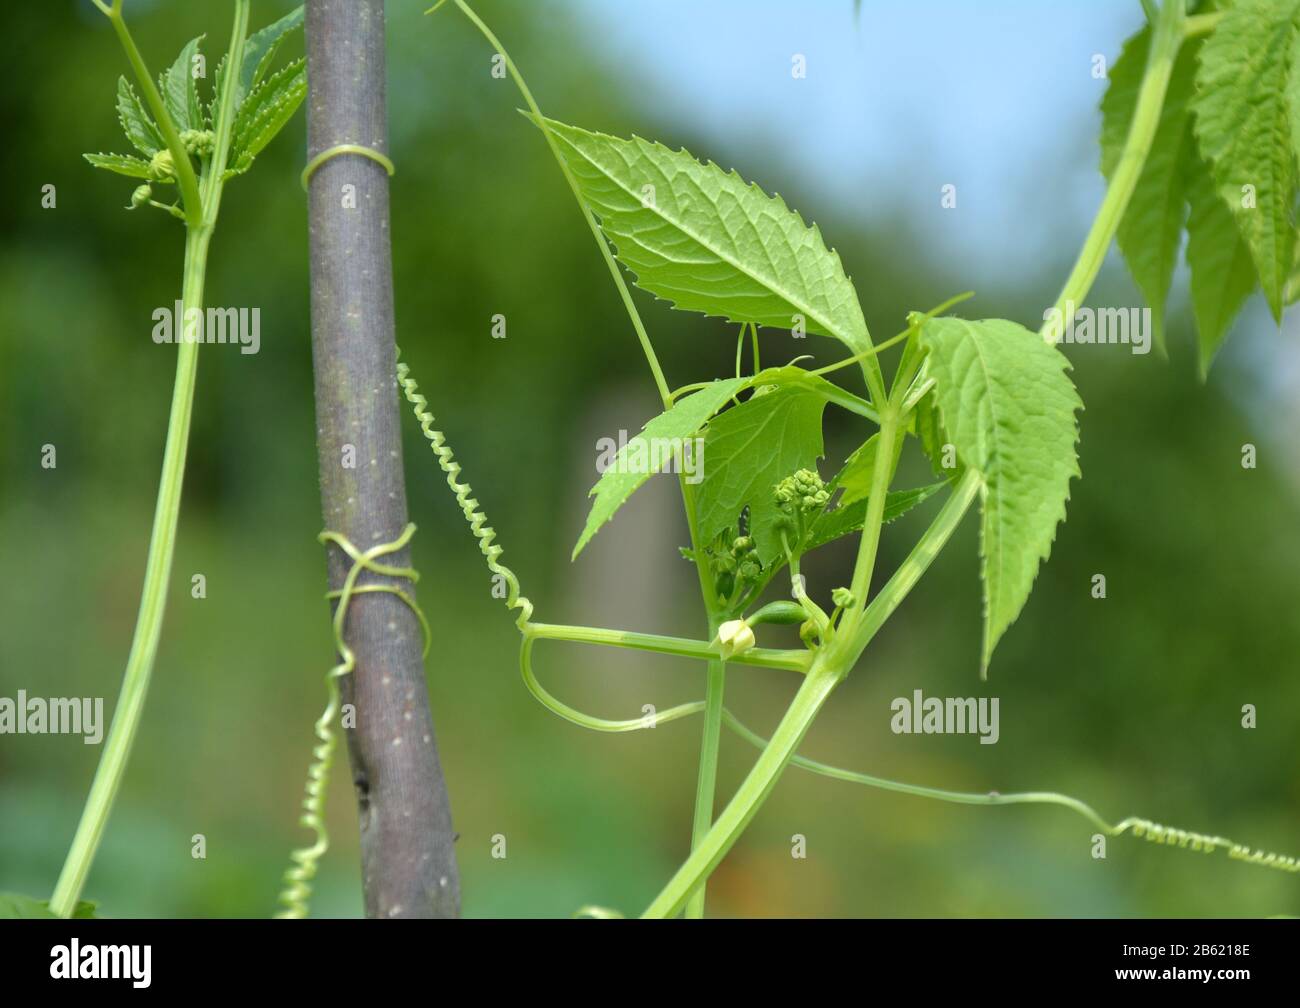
716 619 756 659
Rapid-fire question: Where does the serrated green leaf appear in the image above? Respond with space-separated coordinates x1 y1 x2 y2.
116 77 162 156
1185 154 1257 375
1290 24 1300 169
918 317 1081 676
696 385 827 567
1193 0 1299 320
805 482 946 552
239 6 305 106
0 892 97 919
228 58 306 176
160 36 204 134
84 152 153 179
574 378 748 559
539 117 871 353
1100 26 1199 353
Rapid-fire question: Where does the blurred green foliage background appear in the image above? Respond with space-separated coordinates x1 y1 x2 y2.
2 0 1298 918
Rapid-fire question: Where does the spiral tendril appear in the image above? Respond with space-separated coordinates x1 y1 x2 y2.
1113 818 1300 873
275 524 429 919
397 356 533 630
725 708 1300 879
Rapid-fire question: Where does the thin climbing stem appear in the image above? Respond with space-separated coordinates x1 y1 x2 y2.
51 0 252 921
643 661 842 918
1042 0 1185 336
52 224 212 919
524 621 807 672
685 654 726 918
441 0 671 406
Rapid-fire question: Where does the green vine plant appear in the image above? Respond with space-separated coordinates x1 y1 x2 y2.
0 1 307 920
12 0 1297 923
391 0 1300 919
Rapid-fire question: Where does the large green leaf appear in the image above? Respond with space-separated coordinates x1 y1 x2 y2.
116 77 162 156
574 378 747 559
1185 154 1258 375
1100 26 1199 353
1192 0 1299 319
695 386 826 567
918 317 1081 676
539 117 871 352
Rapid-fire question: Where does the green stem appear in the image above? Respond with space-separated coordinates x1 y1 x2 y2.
445 0 672 407
684 653 726 918
51 0 250 920
846 412 901 612
847 467 982 659
50 224 211 917
525 621 806 673
642 662 841 918
1041 0 1185 336
722 710 1115 834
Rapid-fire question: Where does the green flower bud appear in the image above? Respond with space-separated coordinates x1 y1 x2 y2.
180 129 216 158
127 183 152 209
149 149 175 181
831 587 856 609
746 600 807 626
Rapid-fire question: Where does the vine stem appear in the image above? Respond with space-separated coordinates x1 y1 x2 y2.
684 653 726 918
643 662 841 918
441 0 672 407
525 621 807 672
51 225 210 919
1041 0 1185 335
50 0 251 919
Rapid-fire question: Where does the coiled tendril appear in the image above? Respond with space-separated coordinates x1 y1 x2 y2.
397 356 533 630
1113 818 1300 872
275 524 429 919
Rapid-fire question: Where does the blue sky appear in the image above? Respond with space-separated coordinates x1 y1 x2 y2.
571 0 1141 289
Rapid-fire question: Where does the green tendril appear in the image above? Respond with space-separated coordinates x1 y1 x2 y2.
722 710 1300 877
519 633 706 733
275 523 429 920
397 355 534 631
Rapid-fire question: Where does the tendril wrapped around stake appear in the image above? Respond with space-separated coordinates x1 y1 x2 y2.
275 525 430 920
